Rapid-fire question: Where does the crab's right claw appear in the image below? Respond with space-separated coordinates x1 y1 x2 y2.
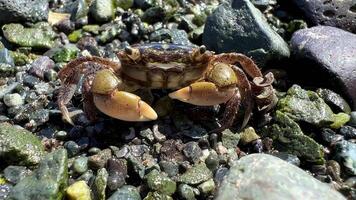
93 90 158 122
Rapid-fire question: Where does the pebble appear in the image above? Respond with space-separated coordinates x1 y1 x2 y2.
107 185 141 200
64 141 81 158
89 0 115 22
146 169 176 195
177 163 213 185
197 179 215 196
88 148 112 170
205 150 219 171
320 128 344 145
214 167 229 187
221 129 240 149
55 131 68 140
106 158 127 191
239 127 260 145
28 56 55 80
0 48 14 66
159 160 179 177
73 157 89 175
3 93 24 107
66 181 92 200
333 140 356 175
339 126 356 139
0 183 12 200
183 142 202 164
316 88 351 114
178 184 197 200
92 168 108 200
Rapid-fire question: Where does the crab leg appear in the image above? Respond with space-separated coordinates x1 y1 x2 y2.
58 56 122 124
93 91 158 121
168 82 236 106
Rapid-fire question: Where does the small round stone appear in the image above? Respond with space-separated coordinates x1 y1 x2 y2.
159 160 179 177
178 184 196 200
54 131 67 140
72 157 88 174
197 178 215 196
88 147 101 155
339 126 356 140
3 93 24 107
66 181 91 200
64 141 80 157
205 150 219 171
183 142 202 164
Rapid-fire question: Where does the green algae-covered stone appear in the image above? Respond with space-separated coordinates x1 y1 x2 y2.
216 154 346 200
8 149 68 200
177 163 212 185
107 185 141 200
92 168 108 200
146 170 176 195
0 123 45 166
2 22 57 49
261 111 325 164
143 192 172 200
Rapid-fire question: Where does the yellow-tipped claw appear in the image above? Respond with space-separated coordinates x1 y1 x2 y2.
93 91 158 121
169 82 236 106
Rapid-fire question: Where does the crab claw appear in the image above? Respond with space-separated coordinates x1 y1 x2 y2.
169 82 236 106
93 90 158 121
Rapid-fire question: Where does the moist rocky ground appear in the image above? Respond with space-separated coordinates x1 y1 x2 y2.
0 0 355 200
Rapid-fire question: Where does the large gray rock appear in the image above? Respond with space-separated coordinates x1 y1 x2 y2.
216 154 346 200
292 0 356 33
0 0 49 24
8 149 68 200
0 123 45 166
203 0 290 66
290 26 356 110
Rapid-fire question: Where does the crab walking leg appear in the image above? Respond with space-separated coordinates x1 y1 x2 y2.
168 82 236 106
93 91 158 122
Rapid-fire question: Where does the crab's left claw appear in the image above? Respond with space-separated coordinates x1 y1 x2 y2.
93 90 158 121
169 82 236 106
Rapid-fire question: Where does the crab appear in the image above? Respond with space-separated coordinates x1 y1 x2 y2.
58 43 277 131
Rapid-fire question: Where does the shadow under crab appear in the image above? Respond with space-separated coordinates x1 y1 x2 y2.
57 43 277 132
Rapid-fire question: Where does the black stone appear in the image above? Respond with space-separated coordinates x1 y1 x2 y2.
291 26 356 110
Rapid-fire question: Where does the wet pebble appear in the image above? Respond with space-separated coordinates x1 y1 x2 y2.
316 88 351 114
146 169 176 195
198 179 215 196
73 156 89 175
3 93 24 107
66 180 91 200
64 141 81 157
0 183 12 200
88 148 112 170
178 184 197 200
221 129 240 149
54 131 68 140
106 158 127 191
139 128 154 143
159 160 179 177
23 74 40 88
239 127 260 145
107 185 141 200
183 142 202 164
333 140 356 175
320 128 344 146
4 165 31 184
214 167 229 187
28 56 54 80
177 163 213 185
205 150 219 171
339 126 356 140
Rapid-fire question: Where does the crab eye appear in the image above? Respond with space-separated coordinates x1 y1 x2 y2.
125 46 133 55
199 45 206 54
124 46 141 61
